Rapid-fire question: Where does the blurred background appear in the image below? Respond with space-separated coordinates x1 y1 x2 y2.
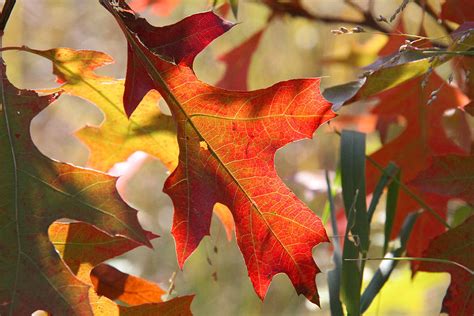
2 0 456 315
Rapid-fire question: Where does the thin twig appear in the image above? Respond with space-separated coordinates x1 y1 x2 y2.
345 256 473 275
389 0 409 22
261 0 387 33
421 50 474 56
0 0 16 33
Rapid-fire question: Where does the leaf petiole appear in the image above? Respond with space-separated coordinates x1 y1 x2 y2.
345 256 473 275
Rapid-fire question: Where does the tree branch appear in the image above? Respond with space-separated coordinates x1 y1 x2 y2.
261 0 388 33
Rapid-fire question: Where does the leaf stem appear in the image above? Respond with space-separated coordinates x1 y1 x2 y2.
0 46 28 52
345 256 473 275
421 50 474 56
262 0 388 33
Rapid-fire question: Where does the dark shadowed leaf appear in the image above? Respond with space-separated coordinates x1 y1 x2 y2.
0 62 150 315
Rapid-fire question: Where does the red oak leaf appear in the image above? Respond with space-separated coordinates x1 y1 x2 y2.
367 74 468 191
441 0 474 24
366 73 469 258
410 154 474 205
216 28 265 90
392 190 448 262
416 215 474 316
102 1 335 303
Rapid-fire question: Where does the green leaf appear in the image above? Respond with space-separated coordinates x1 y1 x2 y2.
367 162 399 223
358 51 440 98
340 130 369 253
341 190 362 316
324 51 438 107
325 170 344 316
327 269 344 316
324 26 474 108
323 78 365 111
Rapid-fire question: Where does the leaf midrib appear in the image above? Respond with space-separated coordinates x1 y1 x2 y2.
18 167 145 244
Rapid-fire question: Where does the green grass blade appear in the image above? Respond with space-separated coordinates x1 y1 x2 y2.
360 212 419 313
341 130 369 253
328 269 344 316
341 190 362 315
322 168 341 225
325 170 344 316
367 162 399 223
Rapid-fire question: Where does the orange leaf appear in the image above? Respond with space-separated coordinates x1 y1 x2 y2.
49 222 193 316
102 1 335 303
91 263 165 306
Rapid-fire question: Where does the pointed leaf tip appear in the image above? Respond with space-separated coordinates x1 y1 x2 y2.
102 0 235 116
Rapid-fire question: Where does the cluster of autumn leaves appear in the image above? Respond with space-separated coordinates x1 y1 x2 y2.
0 0 473 315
